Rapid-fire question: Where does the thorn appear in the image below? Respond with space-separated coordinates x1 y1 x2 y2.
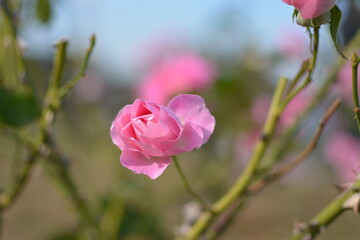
343 193 360 214
293 220 307 234
334 182 352 193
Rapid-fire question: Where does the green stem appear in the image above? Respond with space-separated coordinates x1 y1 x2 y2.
291 179 360 240
351 53 360 134
47 145 99 239
172 156 210 211
43 39 68 111
0 150 38 209
182 77 288 240
280 27 320 113
0 36 97 238
213 77 287 213
262 30 360 175
286 59 309 95
207 99 340 240
58 34 96 99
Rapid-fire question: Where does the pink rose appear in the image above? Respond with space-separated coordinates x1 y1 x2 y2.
137 52 217 105
110 94 215 179
282 0 337 19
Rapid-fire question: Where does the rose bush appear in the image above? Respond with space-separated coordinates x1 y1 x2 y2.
282 0 337 19
110 94 215 179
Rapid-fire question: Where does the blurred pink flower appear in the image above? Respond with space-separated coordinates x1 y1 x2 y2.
110 94 215 179
137 53 217 105
324 131 360 182
336 63 360 105
282 0 337 19
277 30 309 58
251 91 311 129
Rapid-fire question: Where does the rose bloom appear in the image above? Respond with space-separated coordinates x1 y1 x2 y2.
324 131 360 182
110 94 215 179
282 0 337 19
137 52 217 105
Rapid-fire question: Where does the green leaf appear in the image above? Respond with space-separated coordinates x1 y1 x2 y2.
36 0 52 23
0 87 40 127
330 5 346 59
292 9 299 24
0 7 25 89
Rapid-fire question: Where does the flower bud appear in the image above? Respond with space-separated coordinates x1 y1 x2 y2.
296 11 330 27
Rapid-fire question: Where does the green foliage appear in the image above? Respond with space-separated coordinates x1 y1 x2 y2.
330 5 346 59
0 7 25 89
292 9 299 23
0 87 40 127
36 0 52 23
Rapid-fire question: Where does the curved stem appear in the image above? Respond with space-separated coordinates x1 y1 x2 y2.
291 178 360 240
280 27 320 113
183 26 323 240
0 36 97 238
206 98 340 240
172 156 210 211
182 77 288 240
351 53 360 134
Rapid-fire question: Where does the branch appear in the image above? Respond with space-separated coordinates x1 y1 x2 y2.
249 98 341 193
291 178 360 240
173 156 211 211
180 77 288 240
205 98 341 240
351 53 360 134
58 34 96 100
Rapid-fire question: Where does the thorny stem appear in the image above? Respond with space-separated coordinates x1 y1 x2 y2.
286 59 309 95
351 53 360 134
58 34 96 99
46 142 99 239
291 178 360 240
173 156 210 211
0 39 67 211
182 26 323 240
260 29 360 177
0 36 97 238
180 77 288 240
0 150 38 209
249 99 341 193
206 99 341 240
279 26 320 113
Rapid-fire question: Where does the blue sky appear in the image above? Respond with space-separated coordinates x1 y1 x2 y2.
21 0 305 80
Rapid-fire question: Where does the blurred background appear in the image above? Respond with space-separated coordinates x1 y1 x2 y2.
1 0 360 239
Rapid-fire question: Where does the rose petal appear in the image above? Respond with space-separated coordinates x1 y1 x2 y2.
163 121 204 155
285 0 337 19
282 0 292 5
120 149 172 179
110 105 132 149
168 94 215 144
131 99 151 118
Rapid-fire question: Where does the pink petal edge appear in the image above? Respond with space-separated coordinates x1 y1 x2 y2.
120 149 172 179
168 94 215 144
